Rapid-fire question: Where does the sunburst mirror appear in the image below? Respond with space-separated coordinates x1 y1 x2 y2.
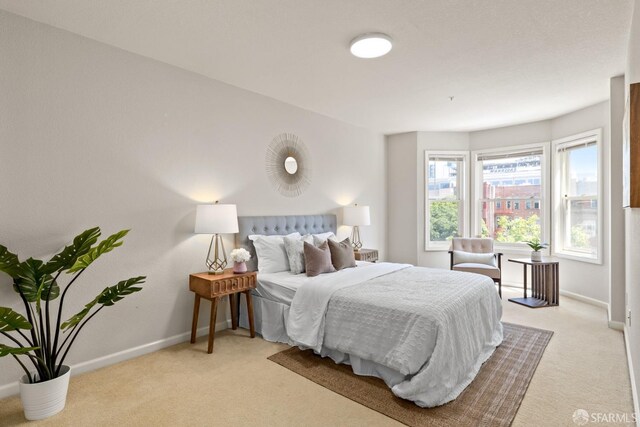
266 133 311 197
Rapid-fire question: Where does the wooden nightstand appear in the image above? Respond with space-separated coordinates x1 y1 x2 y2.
354 249 378 262
189 269 257 354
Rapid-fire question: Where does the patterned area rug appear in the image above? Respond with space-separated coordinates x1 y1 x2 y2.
268 322 552 427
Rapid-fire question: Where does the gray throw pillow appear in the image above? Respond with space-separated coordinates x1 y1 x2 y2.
304 240 336 277
283 234 313 274
328 238 356 270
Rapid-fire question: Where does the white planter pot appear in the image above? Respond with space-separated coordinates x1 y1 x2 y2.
531 251 542 262
19 365 70 421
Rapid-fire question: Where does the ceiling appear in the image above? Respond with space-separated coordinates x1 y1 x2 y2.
0 0 633 134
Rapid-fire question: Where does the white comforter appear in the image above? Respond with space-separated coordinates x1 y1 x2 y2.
286 263 503 407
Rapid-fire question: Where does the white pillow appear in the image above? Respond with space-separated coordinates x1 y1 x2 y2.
312 232 336 246
249 233 301 273
283 234 314 274
453 250 497 267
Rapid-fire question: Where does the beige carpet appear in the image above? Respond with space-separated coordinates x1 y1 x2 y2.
0 288 634 426
268 323 552 427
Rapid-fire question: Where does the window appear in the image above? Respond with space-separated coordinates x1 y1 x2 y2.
473 143 549 249
553 129 601 263
425 151 468 249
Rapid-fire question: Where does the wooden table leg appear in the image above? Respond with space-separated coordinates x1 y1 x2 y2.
208 297 219 354
245 291 255 338
190 294 200 344
229 294 238 330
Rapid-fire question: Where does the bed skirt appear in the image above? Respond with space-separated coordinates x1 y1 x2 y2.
239 293 409 387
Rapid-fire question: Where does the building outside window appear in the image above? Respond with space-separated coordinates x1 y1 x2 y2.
473 144 549 249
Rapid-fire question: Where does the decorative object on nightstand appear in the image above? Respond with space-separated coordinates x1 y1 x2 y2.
524 239 548 262
229 248 251 274
189 269 257 354
354 248 378 262
194 202 239 274
343 204 370 251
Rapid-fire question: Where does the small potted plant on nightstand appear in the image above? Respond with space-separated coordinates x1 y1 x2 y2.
230 248 251 274
0 228 146 420
525 239 548 262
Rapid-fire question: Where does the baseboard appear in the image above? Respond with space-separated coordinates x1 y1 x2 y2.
502 283 609 310
559 289 609 310
0 319 230 400
609 320 626 331
624 325 640 426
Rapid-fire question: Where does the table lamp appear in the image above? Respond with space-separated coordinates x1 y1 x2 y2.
195 202 239 274
343 204 370 251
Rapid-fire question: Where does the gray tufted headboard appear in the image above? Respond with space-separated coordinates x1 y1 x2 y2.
236 214 337 272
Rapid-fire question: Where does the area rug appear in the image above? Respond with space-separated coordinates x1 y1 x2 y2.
267 322 552 427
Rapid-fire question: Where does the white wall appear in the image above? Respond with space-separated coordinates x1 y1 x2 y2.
469 120 552 151
0 11 386 393
386 132 418 264
609 76 626 324
624 0 640 402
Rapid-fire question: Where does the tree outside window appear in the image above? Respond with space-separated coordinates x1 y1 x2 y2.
554 132 600 261
426 153 467 248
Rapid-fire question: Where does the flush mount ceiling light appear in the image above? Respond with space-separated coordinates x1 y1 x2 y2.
349 33 393 58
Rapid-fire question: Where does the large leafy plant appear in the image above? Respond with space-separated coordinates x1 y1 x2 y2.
0 228 145 383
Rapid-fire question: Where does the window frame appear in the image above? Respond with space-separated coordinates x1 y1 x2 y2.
471 142 551 253
424 150 469 251
552 129 603 264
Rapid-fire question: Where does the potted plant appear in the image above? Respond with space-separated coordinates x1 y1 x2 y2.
0 227 146 420
229 248 251 274
525 239 548 262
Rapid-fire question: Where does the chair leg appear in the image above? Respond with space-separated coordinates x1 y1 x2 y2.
497 279 502 299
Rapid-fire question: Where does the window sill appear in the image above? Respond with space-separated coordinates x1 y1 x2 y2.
493 246 537 256
553 251 602 265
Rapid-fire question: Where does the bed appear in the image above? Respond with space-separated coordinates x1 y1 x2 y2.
236 214 503 408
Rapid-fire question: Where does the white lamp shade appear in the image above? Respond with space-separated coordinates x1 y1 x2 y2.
194 204 239 234
343 205 371 226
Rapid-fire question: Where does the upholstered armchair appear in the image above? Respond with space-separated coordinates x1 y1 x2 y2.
448 238 502 298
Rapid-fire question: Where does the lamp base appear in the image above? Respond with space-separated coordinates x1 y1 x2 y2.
205 234 228 275
351 226 363 251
